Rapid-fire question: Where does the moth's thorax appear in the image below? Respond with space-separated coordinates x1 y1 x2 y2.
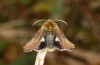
43 20 57 31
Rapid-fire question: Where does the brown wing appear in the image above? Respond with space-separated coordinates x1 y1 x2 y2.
54 26 75 51
23 28 45 52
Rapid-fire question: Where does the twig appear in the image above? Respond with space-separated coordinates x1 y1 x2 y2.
35 49 47 65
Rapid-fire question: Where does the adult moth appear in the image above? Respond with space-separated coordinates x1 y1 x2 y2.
23 19 75 65
23 19 75 52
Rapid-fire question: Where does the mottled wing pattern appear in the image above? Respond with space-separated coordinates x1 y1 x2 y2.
23 28 45 52
54 26 75 51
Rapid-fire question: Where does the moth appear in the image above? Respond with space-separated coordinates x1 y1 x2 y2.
23 19 75 52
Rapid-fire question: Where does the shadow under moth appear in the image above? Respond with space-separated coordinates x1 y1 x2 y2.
23 19 75 65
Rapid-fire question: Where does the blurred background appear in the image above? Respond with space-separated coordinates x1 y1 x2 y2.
0 0 100 65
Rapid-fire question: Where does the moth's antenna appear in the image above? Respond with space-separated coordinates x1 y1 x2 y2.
32 19 46 26
54 19 68 25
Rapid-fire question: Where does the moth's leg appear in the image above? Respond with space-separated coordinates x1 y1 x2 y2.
37 42 46 50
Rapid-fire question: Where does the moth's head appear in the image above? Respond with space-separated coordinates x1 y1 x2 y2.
43 19 57 31
33 19 67 31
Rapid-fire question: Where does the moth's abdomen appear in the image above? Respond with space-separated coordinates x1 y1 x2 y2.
46 34 54 43
45 32 55 49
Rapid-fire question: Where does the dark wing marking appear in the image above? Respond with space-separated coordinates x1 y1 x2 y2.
54 26 75 51
37 41 46 50
23 28 45 52
54 41 64 50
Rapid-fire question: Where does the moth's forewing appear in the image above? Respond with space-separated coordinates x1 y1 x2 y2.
23 28 45 52
54 26 75 51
